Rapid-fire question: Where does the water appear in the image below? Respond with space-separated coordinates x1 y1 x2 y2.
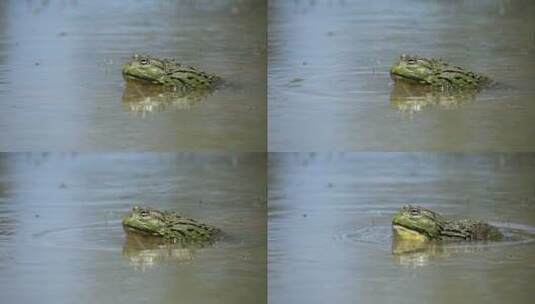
0 0 266 151
0 153 267 304
268 0 535 151
268 153 535 304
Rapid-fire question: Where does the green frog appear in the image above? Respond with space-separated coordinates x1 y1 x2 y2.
392 205 503 241
122 54 220 89
390 54 493 90
122 206 220 243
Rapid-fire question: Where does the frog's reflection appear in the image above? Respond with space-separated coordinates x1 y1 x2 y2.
392 234 493 267
122 233 199 271
390 81 476 113
391 235 445 267
122 80 212 114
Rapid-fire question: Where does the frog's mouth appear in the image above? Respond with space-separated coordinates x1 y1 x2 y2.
123 224 159 237
122 73 161 84
390 72 430 85
392 224 430 241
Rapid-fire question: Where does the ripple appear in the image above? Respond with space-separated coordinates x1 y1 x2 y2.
32 220 124 252
337 222 535 250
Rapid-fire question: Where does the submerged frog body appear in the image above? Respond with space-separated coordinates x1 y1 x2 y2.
122 54 220 89
390 54 493 90
122 206 219 243
392 205 503 241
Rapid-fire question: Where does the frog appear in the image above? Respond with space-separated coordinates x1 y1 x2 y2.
390 54 494 90
122 206 219 243
122 54 220 90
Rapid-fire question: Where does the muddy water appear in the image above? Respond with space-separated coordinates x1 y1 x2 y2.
0 0 266 151
0 153 266 304
268 153 535 304
269 0 535 151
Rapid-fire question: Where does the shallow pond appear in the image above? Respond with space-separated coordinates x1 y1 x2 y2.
0 153 266 304
268 153 535 304
0 0 266 151
269 0 535 151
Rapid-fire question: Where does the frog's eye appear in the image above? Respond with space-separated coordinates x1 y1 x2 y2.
140 211 150 218
140 58 150 65
409 208 421 216
407 58 417 65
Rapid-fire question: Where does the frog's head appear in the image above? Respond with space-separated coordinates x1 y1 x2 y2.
122 206 167 236
122 54 168 83
390 54 440 85
392 205 444 241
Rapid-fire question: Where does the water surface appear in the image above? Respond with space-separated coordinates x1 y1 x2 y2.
269 153 535 304
269 0 535 151
0 153 266 304
0 0 266 151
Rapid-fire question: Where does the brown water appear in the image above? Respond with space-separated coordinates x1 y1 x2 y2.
268 153 535 304
268 0 535 151
0 153 266 304
0 0 266 151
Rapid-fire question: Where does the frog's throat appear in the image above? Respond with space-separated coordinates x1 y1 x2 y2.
392 224 430 241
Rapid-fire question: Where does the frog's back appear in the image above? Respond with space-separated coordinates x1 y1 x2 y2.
440 218 503 241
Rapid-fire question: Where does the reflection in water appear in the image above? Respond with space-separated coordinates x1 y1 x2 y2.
392 236 447 267
390 235 494 268
122 233 200 272
390 82 476 113
122 81 211 114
